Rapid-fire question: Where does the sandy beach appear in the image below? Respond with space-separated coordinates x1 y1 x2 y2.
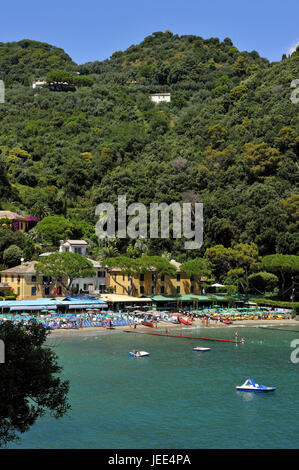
49 318 299 337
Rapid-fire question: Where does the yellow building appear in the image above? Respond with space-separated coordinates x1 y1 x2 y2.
108 260 202 297
0 211 29 232
0 261 67 300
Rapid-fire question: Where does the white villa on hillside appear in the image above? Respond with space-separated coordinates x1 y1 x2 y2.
150 92 171 103
32 81 47 89
59 239 89 256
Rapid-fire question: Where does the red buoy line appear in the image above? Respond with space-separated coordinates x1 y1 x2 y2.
123 329 243 343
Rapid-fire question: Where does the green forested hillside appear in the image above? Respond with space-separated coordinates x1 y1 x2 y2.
0 39 76 85
0 32 298 261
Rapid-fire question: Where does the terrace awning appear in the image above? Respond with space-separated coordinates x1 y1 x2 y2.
67 303 108 309
10 305 50 311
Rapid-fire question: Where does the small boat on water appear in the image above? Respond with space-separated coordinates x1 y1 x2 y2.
129 350 150 357
222 319 233 325
236 378 276 392
193 347 211 352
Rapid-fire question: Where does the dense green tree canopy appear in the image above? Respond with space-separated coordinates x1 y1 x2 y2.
248 271 279 295
35 252 96 290
0 40 76 86
180 257 212 279
0 33 298 274
0 320 70 446
3 244 22 267
35 216 75 246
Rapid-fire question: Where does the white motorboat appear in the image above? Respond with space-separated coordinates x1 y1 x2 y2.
236 378 276 392
129 350 150 357
193 347 211 352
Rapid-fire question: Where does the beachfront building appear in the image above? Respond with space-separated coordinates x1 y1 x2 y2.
0 260 68 300
39 240 108 295
0 255 108 300
149 294 233 312
108 260 202 297
71 258 107 295
57 239 108 294
0 280 14 298
99 293 152 312
150 92 171 103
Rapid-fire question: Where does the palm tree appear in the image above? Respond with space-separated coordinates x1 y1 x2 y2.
31 201 51 219
134 238 148 256
56 188 68 218
27 227 42 243
94 246 119 262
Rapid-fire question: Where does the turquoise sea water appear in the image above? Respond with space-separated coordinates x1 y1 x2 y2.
8 325 299 449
